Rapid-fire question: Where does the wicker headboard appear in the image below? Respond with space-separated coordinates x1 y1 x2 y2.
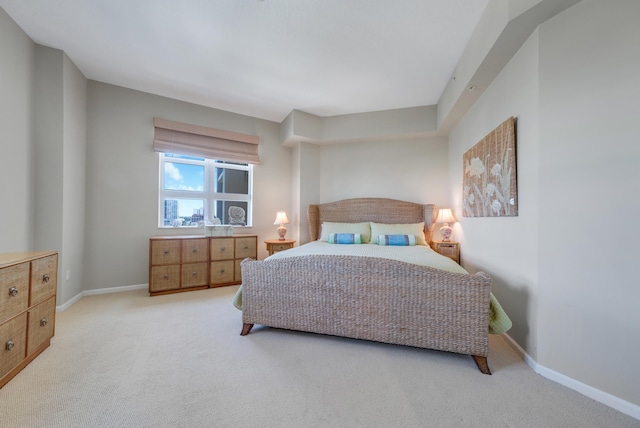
308 198 437 244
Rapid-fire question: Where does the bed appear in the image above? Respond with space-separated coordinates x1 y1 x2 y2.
233 198 511 374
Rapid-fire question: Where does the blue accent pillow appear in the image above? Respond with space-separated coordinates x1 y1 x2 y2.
376 234 416 246
328 233 362 244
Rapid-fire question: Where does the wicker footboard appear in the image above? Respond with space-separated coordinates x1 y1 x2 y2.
240 255 492 373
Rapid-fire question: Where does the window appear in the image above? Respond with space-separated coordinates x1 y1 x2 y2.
159 153 253 227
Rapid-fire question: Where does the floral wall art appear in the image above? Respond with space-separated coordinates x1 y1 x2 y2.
463 116 518 217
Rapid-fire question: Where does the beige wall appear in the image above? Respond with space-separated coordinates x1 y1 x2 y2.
0 7 35 252
448 28 540 359
84 82 290 290
448 0 640 409
318 138 450 208
536 0 640 406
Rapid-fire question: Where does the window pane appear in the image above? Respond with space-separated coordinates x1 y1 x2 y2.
163 199 204 226
165 154 205 161
164 162 205 191
214 167 248 194
216 201 248 226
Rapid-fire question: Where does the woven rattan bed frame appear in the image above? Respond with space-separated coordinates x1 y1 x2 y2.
240 198 492 374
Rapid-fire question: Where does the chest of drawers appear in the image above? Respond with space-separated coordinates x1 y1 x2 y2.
1 251 57 388
149 235 257 296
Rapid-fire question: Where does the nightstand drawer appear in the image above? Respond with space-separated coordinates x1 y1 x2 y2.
264 239 296 256
437 245 457 258
272 243 291 252
430 241 460 264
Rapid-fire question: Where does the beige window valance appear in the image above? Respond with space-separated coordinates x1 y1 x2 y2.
153 117 260 164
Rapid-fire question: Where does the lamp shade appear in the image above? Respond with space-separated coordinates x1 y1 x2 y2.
435 208 456 224
273 211 290 225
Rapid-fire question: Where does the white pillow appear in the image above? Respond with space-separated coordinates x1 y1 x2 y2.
369 222 427 246
319 222 371 243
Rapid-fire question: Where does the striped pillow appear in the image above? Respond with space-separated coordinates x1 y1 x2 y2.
376 234 416 246
328 233 363 244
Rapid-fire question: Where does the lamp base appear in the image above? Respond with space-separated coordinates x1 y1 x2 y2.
277 225 287 241
440 224 453 242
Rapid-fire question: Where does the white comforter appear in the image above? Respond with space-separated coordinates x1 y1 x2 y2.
267 241 467 274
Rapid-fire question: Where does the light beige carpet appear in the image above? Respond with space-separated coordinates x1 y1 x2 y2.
1 287 637 428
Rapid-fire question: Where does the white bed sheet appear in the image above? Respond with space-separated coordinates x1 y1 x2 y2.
266 241 466 274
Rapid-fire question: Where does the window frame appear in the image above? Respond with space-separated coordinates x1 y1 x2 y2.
158 153 253 228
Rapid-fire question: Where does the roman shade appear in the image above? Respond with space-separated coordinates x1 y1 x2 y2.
153 117 260 164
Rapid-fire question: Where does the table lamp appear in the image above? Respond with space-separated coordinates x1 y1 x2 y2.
273 211 290 240
435 208 456 242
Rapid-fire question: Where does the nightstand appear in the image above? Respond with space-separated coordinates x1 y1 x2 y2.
430 241 460 264
264 239 296 256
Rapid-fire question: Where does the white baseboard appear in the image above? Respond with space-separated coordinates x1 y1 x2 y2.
56 284 148 312
501 333 639 421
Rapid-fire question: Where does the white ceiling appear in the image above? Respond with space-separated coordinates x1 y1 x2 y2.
0 0 489 122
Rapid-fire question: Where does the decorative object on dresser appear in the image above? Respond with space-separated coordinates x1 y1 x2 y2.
1 251 57 388
264 239 295 256
430 240 460 264
149 235 257 296
463 116 518 217
435 208 456 242
273 211 290 240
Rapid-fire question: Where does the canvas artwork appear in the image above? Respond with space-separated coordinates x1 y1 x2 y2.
463 116 518 217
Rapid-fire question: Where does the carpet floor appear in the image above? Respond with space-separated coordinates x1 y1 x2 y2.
0 286 637 428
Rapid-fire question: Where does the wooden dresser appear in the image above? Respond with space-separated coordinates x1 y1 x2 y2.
149 235 257 296
1 251 57 388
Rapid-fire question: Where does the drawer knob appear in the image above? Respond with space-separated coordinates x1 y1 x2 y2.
163 274 169 279
192 271 198 277
5 340 14 351
42 273 50 283
164 249 170 255
192 247 198 253
40 318 48 327
220 268 225 273
244 245 248 250
8 287 18 297
220 247 225 251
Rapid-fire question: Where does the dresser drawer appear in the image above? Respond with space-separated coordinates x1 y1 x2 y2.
30 254 57 305
181 262 208 288
0 313 27 379
210 260 234 284
0 262 29 322
210 238 235 261
181 239 208 263
150 240 181 265
235 237 257 259
150 265 181 292
27 296 56 355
